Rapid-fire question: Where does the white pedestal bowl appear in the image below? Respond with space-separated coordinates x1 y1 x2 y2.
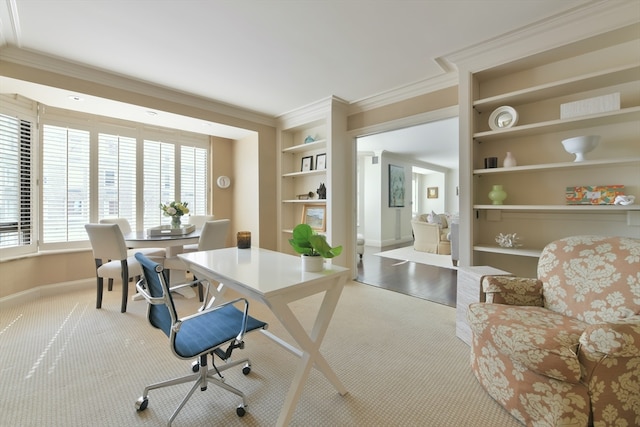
561 135 600 162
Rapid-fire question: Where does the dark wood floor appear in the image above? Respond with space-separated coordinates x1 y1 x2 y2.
355 243 457 307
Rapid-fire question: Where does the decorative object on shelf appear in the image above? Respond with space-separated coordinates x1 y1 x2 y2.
560 92 620 119
614 195 636 205
495 232 523 248
488 106 518 130
388 164 405 207
561 135 600 162
304 135 316 144
566 185 625 205
160 201 189 228
427 187 438 199
301 156 313 172
503 152 517 167
296 191 315 200
484 157 498 168
288 223 343 272
315 153 326 170
488 185 507 205
237 231 251 249
301 204 326 231
317 183 326 199
216 175 231 189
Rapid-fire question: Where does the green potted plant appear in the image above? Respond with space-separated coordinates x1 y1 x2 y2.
288 224 342 272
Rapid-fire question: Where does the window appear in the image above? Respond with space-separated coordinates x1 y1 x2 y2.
0 99 211 254
0 113 33 251
180 145 208 216
143 139 175 230
98 133 137 229
42 125 91 245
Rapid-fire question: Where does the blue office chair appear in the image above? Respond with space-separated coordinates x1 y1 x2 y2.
133 253 267 426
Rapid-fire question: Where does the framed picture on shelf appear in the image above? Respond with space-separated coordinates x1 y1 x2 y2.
315 153 326 170
301 156 313 172
427 187 438 199
388 164 405 207
301 204 326 231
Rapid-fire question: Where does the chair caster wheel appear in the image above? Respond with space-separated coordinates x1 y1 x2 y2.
135 397 148 412
191 361 200 372
242 364 251 375
236 405 246 417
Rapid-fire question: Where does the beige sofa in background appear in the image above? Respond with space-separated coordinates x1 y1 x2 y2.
411 213 451 255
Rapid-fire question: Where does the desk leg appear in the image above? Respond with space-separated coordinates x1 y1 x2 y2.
268 275 348 426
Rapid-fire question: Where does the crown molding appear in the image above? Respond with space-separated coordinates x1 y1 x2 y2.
0 46 276 128
445 0 639 72
276 95 348 129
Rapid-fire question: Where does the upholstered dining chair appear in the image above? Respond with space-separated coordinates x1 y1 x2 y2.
133 253 267 425
164 219 231 301
182 215 215 251
85 223 147 313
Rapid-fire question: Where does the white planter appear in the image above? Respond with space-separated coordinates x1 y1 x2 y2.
301 255 324 272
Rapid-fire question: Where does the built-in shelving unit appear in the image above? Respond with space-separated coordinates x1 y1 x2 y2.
276 97 350 266
465 27 640 276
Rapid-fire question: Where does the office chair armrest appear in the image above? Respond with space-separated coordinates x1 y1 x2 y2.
135 278 166 306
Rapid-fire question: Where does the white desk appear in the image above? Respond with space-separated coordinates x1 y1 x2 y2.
178 247 350 426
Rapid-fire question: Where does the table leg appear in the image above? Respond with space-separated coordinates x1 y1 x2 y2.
267 275 348 426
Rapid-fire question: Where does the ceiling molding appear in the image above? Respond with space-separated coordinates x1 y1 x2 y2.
445 0 639 72
276 95 348 129
349 106 459 139
348 71 458 115
0 46 276 128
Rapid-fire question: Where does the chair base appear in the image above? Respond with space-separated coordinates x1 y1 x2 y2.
136 353 252 426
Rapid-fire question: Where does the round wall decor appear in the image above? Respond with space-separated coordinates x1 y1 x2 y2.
488 106 518 130
216 176 231 188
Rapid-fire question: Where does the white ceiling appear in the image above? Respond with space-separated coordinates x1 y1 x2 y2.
0 0 589 166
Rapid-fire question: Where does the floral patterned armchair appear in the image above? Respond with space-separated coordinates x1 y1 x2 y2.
467 235 640 427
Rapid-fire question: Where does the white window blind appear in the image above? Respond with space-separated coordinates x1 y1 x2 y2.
98 133 137 229
180 145 208 215
143 140 175 230
0 113 32 249
42 124 91 244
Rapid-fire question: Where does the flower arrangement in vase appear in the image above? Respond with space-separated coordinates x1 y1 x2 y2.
160 201 189 228
288 224 342 272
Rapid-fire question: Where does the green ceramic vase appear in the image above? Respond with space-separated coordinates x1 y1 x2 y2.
488 185 507 205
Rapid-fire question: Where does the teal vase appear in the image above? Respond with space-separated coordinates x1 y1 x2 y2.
488 185 507 205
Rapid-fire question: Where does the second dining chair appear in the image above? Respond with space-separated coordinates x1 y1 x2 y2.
85 223 147 313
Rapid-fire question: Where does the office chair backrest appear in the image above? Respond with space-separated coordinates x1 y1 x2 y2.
198 219 231 251
135 253 177 337
85 223 129 261
99 218 133 234
186 215 215 229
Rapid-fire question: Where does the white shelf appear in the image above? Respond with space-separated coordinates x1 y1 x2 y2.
473 245 542 258
282 199 326 204
474 204 640 211
282 169 326 178
473 107 640 142
282 139 326 154
473 63 640 112
473 157 640 175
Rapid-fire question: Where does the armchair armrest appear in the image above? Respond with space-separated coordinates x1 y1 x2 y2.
579 316 640 357
482 276 543 306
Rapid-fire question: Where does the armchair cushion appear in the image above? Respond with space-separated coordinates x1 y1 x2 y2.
468 303 586 383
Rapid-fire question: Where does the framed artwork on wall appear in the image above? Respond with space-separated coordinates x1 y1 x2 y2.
388 164 405 207
301 156 313 172
427 187 439 199
301 204 326 231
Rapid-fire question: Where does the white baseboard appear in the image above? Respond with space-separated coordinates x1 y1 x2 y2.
0 278 93 310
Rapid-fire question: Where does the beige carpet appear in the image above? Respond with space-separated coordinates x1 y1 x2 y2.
0 280 520 426
374 246 457 270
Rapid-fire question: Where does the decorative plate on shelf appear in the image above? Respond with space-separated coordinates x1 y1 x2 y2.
488 106 518 130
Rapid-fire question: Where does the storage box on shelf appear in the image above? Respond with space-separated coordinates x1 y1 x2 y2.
469 28 640 276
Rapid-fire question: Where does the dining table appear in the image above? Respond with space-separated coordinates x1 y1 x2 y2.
178 247 351 426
